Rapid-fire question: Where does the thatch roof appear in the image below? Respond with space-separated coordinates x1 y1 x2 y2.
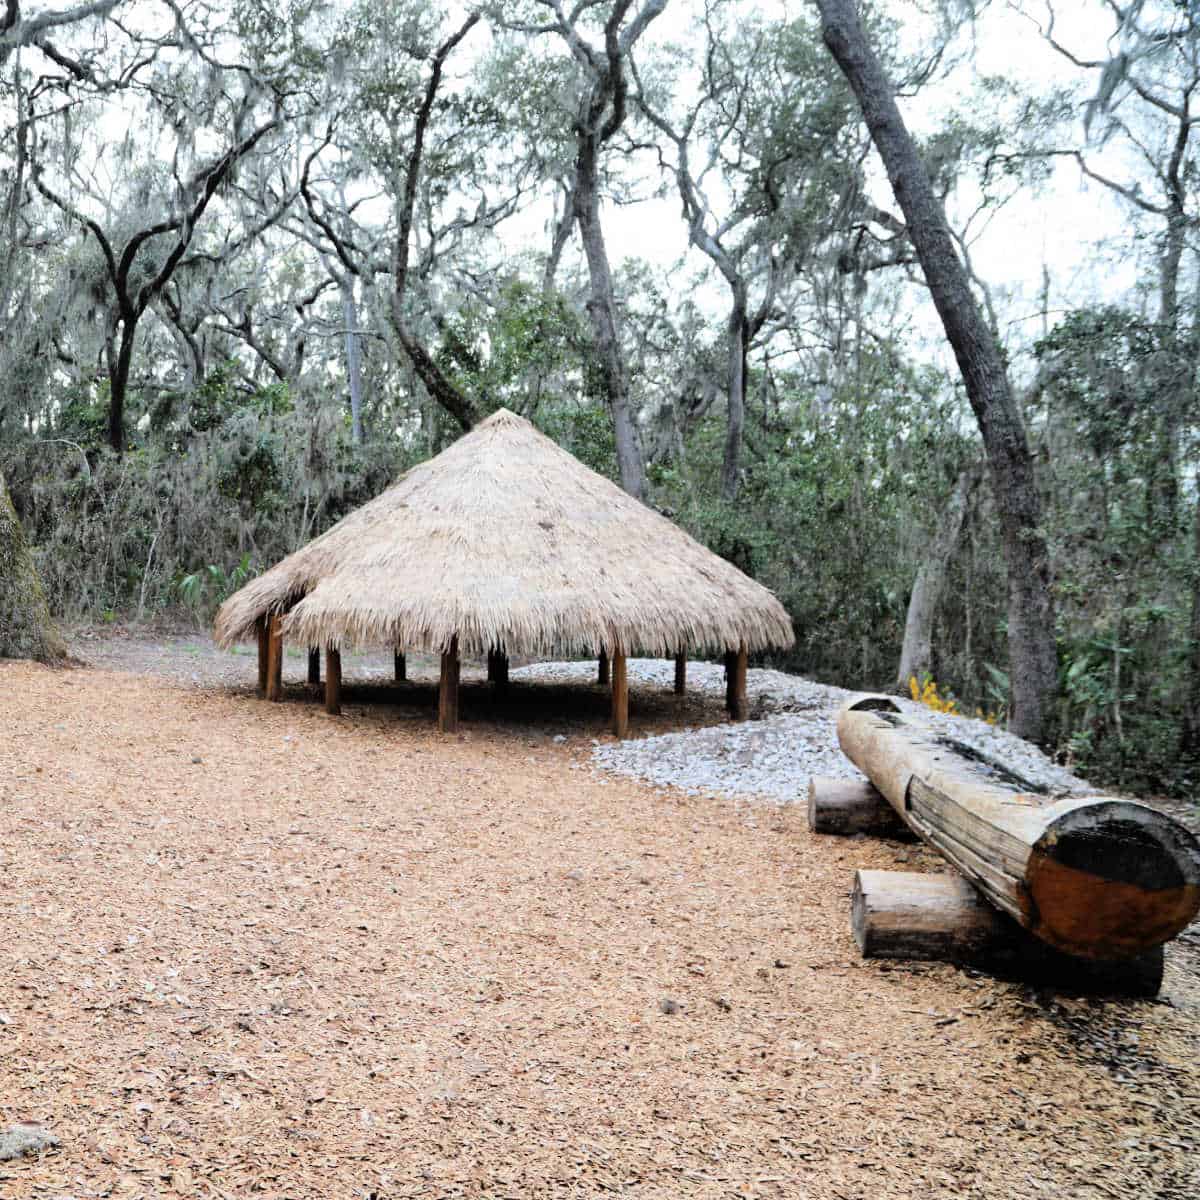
214 409 794 659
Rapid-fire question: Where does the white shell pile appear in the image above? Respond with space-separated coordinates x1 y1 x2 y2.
513 658 1091 805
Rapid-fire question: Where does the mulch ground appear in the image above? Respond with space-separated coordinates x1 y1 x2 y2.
1 636 1198 1199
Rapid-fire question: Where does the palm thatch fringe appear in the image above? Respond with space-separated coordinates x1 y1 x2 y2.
215 409 793 659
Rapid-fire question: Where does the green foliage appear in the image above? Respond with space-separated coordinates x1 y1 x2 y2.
0 472 66 662
2 381 404 623
534 403 618 482
1032 306 1196 793
657 352 986 686
433 281 589 418
177 554 255 617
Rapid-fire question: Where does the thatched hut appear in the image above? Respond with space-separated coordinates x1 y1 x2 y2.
215 409 793 735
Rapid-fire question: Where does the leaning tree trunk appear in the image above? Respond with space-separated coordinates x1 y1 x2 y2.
817 0 1059 745
0 472 65 662
574 150 647 500
896 464 980 690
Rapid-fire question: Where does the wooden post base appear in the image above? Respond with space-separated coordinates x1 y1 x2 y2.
487 649 509 689
394 651 406 683
256 617 268 698
852 869 1164 997
611 647 628 739
807 776 913 838
674 652 686 695
325 647 342 715
265 613 283 702
439 636 460 733
725 646 748 721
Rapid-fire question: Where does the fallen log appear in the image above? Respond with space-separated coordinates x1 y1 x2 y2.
852 869 1163 997
837 695 1200 961
807 776 912 838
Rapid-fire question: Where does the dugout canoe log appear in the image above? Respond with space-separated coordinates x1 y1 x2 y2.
836 696 1200 961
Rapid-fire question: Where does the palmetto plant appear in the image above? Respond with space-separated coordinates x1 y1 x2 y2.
177 554 255 617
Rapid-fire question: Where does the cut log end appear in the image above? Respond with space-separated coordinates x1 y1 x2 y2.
1027 801 1200 960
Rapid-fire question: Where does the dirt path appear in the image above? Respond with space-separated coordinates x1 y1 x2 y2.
1 644 1198 1198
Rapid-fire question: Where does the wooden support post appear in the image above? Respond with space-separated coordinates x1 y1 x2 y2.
598 648 610 687
851 869 1164 997
838 696 1200 960
611 646 628 739
256 617 268 698
325 645 341 714
725 645 748 720
674 652 686 695
307 646 320 686
394 651 406 682
807 776 913 838
487 649 509 689
265 614 283 702
439 635 460 733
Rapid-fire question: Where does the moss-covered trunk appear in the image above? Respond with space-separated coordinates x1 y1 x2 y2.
0 472 65 662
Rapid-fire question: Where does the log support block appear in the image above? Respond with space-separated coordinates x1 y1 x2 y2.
439 636 460 733
807 776 913 838
674 652 686 696
394 651 406 683
265 614 283 702
852 869 1164 997
307 646 320 686
725 646 748 721
256 618 268 698
598 649 610 687
325 646 342 715
612 647 628 739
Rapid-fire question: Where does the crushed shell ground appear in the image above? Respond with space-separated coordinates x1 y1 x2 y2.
1 627 1198 1200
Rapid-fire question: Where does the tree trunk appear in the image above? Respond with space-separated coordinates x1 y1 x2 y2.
836 696 1200 960
721 290 748 502
0 472 64 662
896 464 980 690
343 283 364 446
574 157 646 499
107 317 137 453
1184 495 1200 757
817 0 1059 745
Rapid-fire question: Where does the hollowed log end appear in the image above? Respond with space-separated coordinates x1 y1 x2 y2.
843 693 902 715
1027 801 1200 960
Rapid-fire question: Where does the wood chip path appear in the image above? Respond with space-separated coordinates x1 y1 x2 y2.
1 640 1198 1198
